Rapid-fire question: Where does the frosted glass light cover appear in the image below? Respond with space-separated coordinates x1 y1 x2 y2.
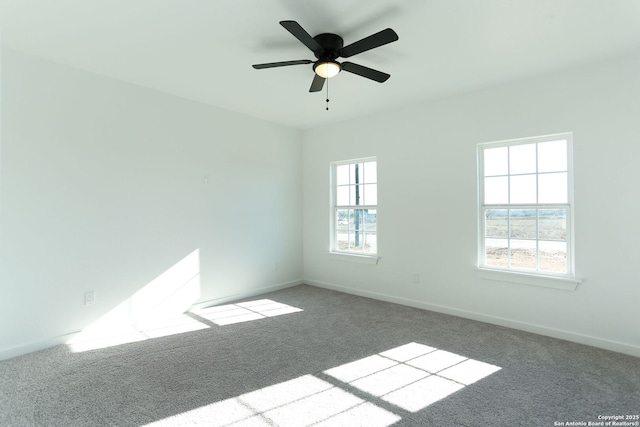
315 62 341 78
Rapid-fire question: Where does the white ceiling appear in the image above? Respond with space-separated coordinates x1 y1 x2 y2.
1 0 639 130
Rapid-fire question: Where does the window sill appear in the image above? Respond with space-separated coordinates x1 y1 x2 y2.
476 267 582 291
328 252 380 265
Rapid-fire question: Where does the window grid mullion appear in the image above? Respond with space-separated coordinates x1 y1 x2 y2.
479 134 573 278
332 159 377 256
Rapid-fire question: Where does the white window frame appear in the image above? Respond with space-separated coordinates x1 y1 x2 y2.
330 157 378 263
477 133 578 286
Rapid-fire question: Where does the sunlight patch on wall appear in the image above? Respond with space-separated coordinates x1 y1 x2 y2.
325 342 501 412
192 299 303 326
67 249 203 352
145 374 400 427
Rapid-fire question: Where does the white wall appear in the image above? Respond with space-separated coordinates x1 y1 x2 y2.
0 47 303 358
303 54 640 357
2 45 639 360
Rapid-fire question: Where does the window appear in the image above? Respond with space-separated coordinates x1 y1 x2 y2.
478 134 574 277
331 158 377 256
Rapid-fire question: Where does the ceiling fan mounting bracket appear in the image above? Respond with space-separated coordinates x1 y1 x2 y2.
312 33 344 61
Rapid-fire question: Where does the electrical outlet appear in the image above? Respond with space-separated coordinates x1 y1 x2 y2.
84 291 95 306
411 273 420 284
274 262 279 272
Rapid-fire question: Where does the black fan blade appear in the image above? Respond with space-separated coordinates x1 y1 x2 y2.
339 28 398 58
280 20 323 53
309 74 326 92
341 62 390 83
253 59 313 69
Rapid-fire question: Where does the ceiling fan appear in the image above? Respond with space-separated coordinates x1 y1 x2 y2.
252 20 399 92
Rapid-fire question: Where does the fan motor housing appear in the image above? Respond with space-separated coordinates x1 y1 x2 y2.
313 33 344 60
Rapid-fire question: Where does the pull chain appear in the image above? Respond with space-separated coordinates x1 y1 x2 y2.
325 77 330 111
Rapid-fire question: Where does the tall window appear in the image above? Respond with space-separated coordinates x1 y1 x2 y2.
478 134 574 277
332 158 377 255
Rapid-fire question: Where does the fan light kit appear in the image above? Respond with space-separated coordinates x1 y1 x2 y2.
314 61 341 79
253 20 398 110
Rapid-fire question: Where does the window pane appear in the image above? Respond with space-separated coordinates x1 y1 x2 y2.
538 140 567 173
478 136 572 276
538 209 567 240
538 173 567 203
336 209 349 231
351 209 364 230
485 209 508 238
539 241 567 273
364 209 377 231
363 184 377 205
333 159 377 255
350 185 363 205
349 230 366 252
484 147 508 176
509 144 536 175
510 239 536 270
510 209 536 239
364 161 377 183
485 238 508 267
336 230 349 251
348 232 359 251
347 209 354 227
510 174 536 204
336 186 349 206
363 232 377 254
336 165 350 185
485 177 508 204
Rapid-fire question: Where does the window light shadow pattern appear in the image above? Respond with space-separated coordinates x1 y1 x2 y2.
325 342 501 412
146 374 400 427
192 299 303 326
67 249 203 352
146 342 500 426
66 256 303 354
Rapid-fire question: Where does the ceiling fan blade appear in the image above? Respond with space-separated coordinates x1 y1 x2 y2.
341 62 390 83
339 28 398 58
252 59 313 69
309 74 326 92
280 20 323 53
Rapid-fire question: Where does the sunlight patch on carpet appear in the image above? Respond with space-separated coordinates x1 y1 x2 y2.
325 342 501 413
67 295 302 353
193 299 303 326
144 342 499 426
145 375 400 427
67 313 209 352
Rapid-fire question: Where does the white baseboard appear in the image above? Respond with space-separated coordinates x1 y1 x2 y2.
189 279 304 310
305 279 640 358
0 332 80 362
0 279 304 361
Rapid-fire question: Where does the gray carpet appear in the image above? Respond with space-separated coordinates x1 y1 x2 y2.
1 284 638 426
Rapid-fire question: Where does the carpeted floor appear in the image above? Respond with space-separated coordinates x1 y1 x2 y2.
1 284 638 426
